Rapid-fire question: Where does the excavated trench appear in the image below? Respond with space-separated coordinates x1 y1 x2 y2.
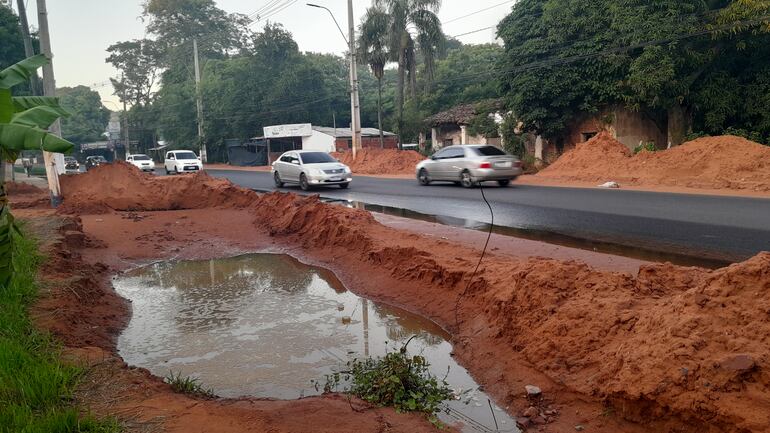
114 253 518 433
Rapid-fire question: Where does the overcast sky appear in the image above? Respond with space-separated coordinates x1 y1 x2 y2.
21 0 514 107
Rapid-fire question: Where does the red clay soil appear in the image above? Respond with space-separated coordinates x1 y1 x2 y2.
538 132 770 192
333 149 426 175
5 180 46 195
12 164 770 433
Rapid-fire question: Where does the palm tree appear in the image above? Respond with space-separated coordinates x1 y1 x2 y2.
358 6 391 149
369 0 445 138
0 54 73 286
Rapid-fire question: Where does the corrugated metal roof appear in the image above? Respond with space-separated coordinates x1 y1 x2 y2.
312 126 397 138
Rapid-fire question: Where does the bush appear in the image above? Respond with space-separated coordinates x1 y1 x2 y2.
633 141 657 154
319 340 453 425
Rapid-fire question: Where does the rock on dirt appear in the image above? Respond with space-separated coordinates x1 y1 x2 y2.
525 385 542 397
538 132 770 192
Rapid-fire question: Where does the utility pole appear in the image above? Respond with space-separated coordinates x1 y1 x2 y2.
193 38 207 163
347 0 362 159
36 0 63 207
16 0 40 95
121 73 130 157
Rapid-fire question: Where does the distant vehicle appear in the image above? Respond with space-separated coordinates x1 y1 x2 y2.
126 154 155 172
164 150 202 174
84 155 108 171
64 156 79 171
401 143 419 151
272 150 352 191
416 145 523 188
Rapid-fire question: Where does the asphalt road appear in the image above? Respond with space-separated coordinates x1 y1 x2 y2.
199 169 770 263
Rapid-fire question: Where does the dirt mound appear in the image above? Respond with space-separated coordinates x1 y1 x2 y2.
539 133 770 191
6 181 46 195
333 149 425 175
58 162 255 214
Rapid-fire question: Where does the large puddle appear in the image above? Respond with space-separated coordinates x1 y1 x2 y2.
115 254 518 433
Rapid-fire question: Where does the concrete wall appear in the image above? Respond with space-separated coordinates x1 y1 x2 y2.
302 131 336 152
565 107 667 151
432 125 497 149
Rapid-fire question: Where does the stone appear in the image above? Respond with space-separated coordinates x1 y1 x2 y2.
575 425 585 431
522 406 539 418
525 385 542 397
532 416 547 425
516 417 531 429
721 354 755 372
598 181 620 188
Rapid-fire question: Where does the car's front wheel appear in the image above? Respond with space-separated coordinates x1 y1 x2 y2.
299 173 310 191
460 170 475 188
498 179 511 187
274 171 284 188
174 166 180 175
339 183 349 189
418 168 431 186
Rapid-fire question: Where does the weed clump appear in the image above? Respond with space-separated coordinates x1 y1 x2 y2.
320 338 453 424
165 371 215 398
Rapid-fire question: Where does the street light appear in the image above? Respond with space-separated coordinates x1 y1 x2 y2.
306 4 348 44
307 1 362 159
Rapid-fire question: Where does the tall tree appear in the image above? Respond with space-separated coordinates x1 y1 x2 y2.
106 39 161 107
57 86 111 144
367 0 445 134
358 6 391 148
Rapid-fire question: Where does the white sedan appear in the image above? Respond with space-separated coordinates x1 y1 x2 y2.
126 154 155 172
272 150 352 191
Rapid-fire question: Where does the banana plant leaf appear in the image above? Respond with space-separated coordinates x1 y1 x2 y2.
0 123 74 154
0 54 49 90
12 96 68 117
11 106 65 129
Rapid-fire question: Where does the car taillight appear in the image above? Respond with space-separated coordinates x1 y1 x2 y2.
479 162 492 169
513 161 523 168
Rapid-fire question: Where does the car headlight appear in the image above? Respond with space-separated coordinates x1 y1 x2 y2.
343 166 351 173
309 168 324 176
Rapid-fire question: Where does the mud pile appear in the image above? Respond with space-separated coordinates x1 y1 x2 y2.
333 149 425 175
58 161 254 214
6 181 46 195
539 132 770 191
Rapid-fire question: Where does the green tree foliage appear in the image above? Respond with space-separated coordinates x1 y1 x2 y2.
106 39 162 107
498 0 770 144
0 5 25 71
57 86 110 144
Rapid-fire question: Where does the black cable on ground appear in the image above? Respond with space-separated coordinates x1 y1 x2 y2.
453 182 494 331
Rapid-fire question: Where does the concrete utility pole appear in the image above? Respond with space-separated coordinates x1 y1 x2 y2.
347 0 362 159
36 0 63 207
16 0 40 95
193 38 207 163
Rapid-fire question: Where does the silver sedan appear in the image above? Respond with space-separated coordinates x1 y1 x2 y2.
272 150 352 191
416 145 523 187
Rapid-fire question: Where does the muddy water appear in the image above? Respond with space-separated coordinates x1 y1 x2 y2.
114 254 518 433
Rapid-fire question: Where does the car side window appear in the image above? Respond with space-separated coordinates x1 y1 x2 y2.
444 147 464 159
433 148 452 159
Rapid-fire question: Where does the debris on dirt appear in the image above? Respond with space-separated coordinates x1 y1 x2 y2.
332 149 425 175
525 385 542 397
538 132 770 192
598 181 620 188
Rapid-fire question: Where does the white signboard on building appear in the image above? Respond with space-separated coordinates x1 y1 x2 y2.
263 123 312 139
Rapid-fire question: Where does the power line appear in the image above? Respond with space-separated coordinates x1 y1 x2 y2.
449 26 496 39
443 0 516 25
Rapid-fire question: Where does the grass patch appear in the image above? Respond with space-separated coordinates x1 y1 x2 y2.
318 338 453 426
164 371 215 398
0 228 120 433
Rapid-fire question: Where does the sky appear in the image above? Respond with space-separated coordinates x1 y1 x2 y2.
19 0 515 107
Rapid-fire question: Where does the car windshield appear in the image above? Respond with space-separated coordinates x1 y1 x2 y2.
65 157 76 162
93 157 106 162
175 152 198 160
473 146 507 156
300 152 336 164
132 155 151 161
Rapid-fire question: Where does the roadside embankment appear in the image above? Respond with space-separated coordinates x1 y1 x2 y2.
536 132 770 193
10 163 770 433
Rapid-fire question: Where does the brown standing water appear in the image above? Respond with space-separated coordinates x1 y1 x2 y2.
114 254 518 433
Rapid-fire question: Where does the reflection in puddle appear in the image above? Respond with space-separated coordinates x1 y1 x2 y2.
115 254 518 433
